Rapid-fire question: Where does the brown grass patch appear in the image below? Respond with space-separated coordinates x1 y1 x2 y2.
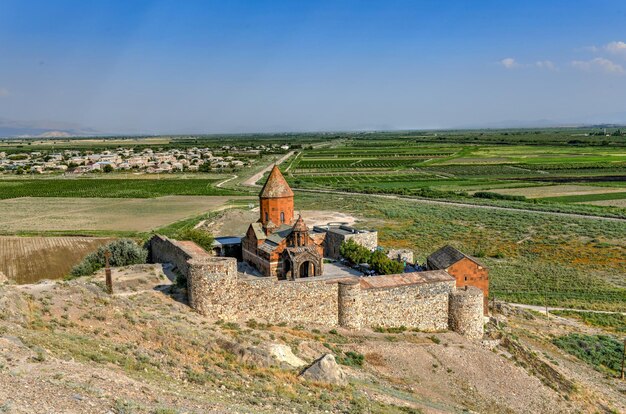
365 352 386 367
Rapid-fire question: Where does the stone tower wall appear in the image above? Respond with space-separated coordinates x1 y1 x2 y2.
187 257 238 320
148 235 193 275
338 280 363 329
448 286 484 340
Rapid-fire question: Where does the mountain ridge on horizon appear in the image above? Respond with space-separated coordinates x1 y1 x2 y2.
1 116 625 139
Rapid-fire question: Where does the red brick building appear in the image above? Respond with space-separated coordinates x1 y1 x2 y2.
242 166 325 279
427 245 489 314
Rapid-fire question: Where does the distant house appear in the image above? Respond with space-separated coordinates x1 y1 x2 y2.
427 245 489 314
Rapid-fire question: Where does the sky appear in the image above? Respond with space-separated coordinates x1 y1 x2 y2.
1 0 626 134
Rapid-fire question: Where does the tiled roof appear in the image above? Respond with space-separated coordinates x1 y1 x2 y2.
285 245 318 254
427 245 482 269
257 224 293 252
259 165 294 198
292 214 308 232
250 222 266 240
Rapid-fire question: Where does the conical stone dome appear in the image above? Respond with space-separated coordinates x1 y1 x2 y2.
259 165 294 199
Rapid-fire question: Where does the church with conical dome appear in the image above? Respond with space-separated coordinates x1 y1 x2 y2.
242 165 325 279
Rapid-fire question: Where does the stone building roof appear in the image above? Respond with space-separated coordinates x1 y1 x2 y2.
251 222 294 252
359 270 454 290
250 222 267 240
292 215 308 232
259 165 294 198
427 245 483 269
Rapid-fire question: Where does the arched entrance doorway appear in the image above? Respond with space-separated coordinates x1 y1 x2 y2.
283 259 292 280
299 261 315 278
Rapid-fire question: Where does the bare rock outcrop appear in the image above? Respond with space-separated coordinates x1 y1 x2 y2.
218 339 306 369
0 289 29 324
266 343 306 368
299 354 347 385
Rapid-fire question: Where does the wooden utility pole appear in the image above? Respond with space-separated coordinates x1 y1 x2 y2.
104 250 113 294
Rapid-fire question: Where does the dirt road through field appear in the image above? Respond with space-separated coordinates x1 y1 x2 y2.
243 151 295 187
507 302 626 316
216 175 238 188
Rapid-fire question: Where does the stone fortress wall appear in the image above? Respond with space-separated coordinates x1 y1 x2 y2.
448 286 484 340
148 236 484 339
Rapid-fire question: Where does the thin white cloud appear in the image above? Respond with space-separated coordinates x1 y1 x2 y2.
605 41 626 56
571 57 624 74
499 58 518 69
535 60 557 71
499 58 557 71
0 88 9 97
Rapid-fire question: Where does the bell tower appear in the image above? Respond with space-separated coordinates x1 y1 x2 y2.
259 165 294 227
290 215 309 247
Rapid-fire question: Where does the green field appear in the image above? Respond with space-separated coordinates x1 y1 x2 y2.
284 136 626 218
550 311 626 332
540 192 626 203
0 178 242 199
2 130 626 312
296 192 626 312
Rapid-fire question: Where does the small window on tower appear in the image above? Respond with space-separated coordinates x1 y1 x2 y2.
280 212 285 223
265 212 268 222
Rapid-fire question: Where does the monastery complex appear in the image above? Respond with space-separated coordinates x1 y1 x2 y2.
148 166 490 339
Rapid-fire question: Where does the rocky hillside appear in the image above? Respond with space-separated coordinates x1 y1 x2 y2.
0 265 623 413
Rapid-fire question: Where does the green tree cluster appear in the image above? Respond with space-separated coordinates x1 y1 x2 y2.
176 228 214 252
339 239 404 275
69 239 148 278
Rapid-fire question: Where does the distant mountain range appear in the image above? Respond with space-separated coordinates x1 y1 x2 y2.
1 113 625 139
0 118 99 138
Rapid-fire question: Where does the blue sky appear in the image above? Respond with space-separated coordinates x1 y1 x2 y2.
1 0 626 134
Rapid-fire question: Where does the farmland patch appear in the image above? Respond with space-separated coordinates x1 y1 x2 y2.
490 185 626 199
0 236 112 283
584 199 626 207
0 196 254 233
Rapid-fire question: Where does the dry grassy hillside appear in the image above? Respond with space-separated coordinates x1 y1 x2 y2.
0 265 624 413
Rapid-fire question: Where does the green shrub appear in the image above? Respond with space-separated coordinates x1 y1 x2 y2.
176 228 214 251
552 334 623 375
68 239 148 278
551 311 625 332
473 191 526 202
340 240 404 275
374 326 407 334
369 250 404 275
174 272 187 289
338 351 364 367
340 239 371 265
428 335 441 344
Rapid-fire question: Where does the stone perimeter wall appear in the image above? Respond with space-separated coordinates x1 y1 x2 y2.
360 281 456 331
149 236 484 339
149 235 194 276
